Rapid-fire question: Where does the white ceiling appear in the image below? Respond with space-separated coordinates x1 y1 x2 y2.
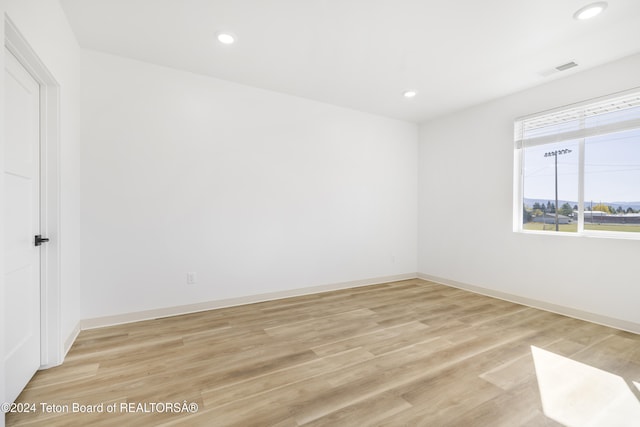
60 0 640 123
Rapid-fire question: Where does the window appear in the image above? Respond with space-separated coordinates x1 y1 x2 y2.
515 88 640 237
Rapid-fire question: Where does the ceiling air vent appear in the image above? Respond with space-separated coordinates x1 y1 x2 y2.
555 61 578 71
538 61 579 78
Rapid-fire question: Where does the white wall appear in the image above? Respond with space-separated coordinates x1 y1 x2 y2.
1 0 82 420
0 13 5 427
80 50 418 319
419 53 640 329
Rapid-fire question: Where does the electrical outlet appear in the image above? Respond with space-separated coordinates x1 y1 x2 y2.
187 272 197 285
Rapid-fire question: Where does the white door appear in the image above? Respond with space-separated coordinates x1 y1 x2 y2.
3 47 42 404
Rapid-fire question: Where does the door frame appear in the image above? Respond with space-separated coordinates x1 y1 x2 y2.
4 16 62 368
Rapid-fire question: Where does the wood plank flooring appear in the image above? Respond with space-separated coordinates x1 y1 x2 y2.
6 279 640 426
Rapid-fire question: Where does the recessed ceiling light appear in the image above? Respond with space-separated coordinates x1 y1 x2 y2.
573 2 608 20
216 32 236 45
403 90 417 98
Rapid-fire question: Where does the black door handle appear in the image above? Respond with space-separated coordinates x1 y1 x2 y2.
35 235 50 246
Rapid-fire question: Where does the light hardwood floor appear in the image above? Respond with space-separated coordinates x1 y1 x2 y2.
6 279 640 426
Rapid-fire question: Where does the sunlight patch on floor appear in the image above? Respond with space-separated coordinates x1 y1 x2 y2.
531 346 640 427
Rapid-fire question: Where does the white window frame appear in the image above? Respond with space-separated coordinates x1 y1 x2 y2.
514 87 640 240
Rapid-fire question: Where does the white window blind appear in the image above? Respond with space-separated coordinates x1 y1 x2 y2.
515 88 640 149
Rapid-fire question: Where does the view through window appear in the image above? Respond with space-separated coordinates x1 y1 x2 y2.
516 89 640 236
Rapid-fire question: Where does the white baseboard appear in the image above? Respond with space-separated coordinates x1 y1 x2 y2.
418 273 640 335
80 273 419 330
64 322 81 357
40 322 81 369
